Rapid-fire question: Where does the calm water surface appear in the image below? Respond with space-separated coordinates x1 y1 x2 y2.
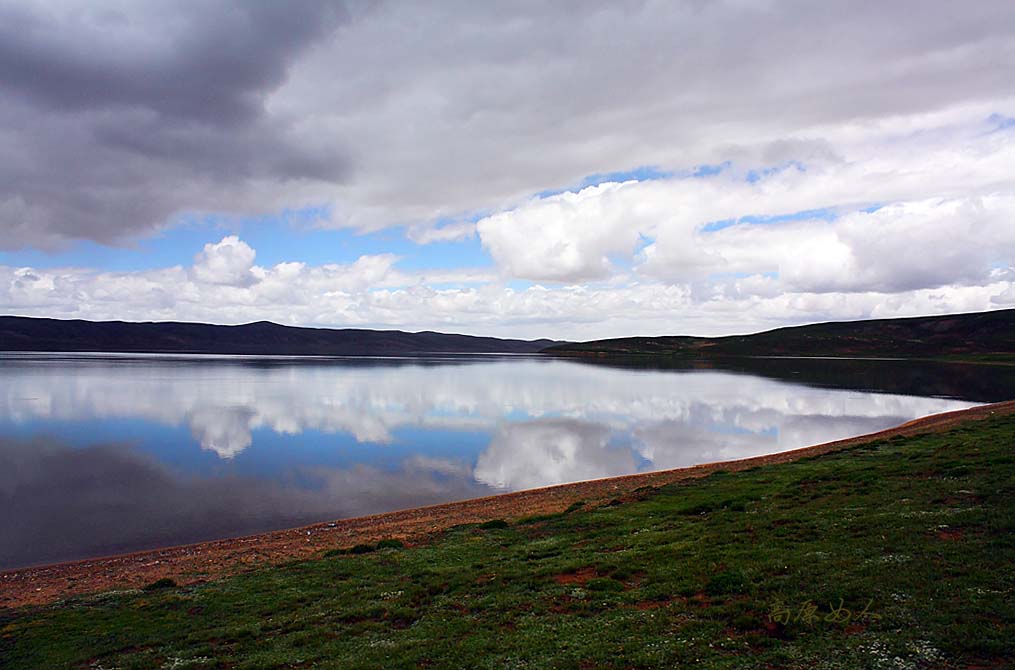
2 352 1012 568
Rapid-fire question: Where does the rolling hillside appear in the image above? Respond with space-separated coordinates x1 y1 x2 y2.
0 316 562 356
543 309 1015 359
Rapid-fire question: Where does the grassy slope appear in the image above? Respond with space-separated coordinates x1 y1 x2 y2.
543 308 1015 360
2 416 1014 670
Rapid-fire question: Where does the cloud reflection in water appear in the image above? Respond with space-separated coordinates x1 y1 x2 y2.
0 353 989 567
0 436 493 568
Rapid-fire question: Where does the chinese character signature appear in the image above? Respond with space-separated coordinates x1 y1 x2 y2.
768 598 880 626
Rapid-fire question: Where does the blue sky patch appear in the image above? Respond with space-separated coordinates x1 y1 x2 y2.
987 112 1015 132
701 207 839 233
691 161 732 178
534 165 673 198
577 165 673 188
1 208 494 273
745 160 806 184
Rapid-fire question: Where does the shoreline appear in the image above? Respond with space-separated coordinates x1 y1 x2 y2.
4 400 1013 609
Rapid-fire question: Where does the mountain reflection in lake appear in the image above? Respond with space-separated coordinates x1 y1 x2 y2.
2 352 1011 569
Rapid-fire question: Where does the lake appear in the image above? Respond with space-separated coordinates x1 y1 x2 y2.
2 352 1013 569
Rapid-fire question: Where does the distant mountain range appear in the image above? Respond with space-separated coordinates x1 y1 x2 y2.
0 316 563 356
3 309 1013 359
542 309 1015 360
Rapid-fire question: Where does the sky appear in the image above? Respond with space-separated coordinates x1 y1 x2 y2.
1 0 1013 340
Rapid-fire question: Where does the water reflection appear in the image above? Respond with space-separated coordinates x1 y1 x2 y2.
476 419 635 490
0 436 494 568
0 352 1005 568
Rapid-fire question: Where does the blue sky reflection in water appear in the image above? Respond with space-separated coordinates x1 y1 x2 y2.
3 353 1011 569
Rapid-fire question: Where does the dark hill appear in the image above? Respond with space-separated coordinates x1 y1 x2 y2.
0 316 563 356
543 309 1015 359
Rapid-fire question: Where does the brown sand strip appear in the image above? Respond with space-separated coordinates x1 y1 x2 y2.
3 400 1013 609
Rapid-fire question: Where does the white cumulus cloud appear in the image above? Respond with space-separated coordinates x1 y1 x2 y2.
191 235 258 287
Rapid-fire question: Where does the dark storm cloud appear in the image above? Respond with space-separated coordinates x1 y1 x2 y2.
0 0 350 248
0 1 345 124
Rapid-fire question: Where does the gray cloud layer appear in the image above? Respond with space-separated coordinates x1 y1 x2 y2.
0 2 346 122
2 1 1014 249
0 0 349 247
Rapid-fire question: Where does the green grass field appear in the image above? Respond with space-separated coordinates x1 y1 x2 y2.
3 414 1014 669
